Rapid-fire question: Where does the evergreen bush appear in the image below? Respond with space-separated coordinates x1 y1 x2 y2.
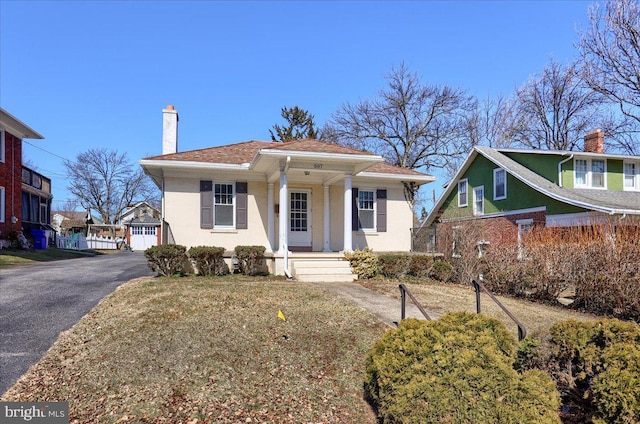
365 312 561 423
519 318 640 424
344 248 379 279
144 244 189 277
234 245 267 275
187 246 227 276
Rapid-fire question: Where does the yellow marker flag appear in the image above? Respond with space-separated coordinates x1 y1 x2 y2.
278 309 286 321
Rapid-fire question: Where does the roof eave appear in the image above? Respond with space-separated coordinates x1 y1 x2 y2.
0 108 45 139
356 171 436 184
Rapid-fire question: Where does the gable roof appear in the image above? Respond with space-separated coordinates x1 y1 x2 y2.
424 146 640 227
141 138 434 181
0 108 44 140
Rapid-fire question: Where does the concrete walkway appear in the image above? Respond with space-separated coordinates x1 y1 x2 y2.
307 280 440 327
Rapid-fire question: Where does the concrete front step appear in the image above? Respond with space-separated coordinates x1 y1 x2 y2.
291 259 357 283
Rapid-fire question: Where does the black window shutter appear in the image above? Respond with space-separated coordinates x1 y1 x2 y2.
236 182 248 230
376 189 387 232
352 188 359 231
200 181 213 229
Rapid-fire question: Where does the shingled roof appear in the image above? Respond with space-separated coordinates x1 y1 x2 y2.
142 138 429 177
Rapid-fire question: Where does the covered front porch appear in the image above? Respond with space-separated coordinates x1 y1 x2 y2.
254 145 383 255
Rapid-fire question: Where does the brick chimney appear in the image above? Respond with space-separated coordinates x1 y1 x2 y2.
584 129 604 154
162 105 179 155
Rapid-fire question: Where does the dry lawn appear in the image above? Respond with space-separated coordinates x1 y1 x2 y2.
1 276 386 423
358 278 599 338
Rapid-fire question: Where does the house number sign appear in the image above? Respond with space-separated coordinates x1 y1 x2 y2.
313 163 323 169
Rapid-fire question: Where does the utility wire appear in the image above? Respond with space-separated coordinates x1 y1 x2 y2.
23 140 73 162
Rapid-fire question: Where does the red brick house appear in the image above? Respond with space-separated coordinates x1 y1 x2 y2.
0 108 53 244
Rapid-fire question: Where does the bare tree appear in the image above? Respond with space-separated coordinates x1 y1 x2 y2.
578 0 640 154
469 93 525 149
579 0 640 124
323 63 476 202
64 148 159 224
513 60 607 151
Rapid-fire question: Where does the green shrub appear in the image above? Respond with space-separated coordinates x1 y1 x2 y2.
408 255 433 278
187 246 227 276
522 318 640 424
429 260 453 282
344 248 379 279
234 245 266 276
378 253 410 278
365 312 561 423
144 244 189 277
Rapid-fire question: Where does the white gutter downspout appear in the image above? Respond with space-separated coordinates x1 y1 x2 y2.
558 153 574 187
161 177 166 244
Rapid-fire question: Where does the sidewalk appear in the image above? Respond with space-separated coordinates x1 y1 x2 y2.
306 280 440 327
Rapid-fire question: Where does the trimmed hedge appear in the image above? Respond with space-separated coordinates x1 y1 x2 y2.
144 244 189 277
365 312 561 423
234 245 266 275
188 246 227 276
520 318 640 424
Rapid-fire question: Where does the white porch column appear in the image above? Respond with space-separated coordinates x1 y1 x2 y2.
278 173 288 254
343 174 352 252
267 183 275 252
323 184 331 252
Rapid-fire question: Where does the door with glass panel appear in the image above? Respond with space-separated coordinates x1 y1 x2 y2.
288 190 312 247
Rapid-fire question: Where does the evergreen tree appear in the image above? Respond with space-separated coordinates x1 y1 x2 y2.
270 106 318 142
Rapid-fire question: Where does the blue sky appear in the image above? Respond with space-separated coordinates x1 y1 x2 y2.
1 0 592 209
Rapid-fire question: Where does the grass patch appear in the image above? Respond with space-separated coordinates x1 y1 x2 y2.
1 276 386 423
359 278 599 337
0 248 101 267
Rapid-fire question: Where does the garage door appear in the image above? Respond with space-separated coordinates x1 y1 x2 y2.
130 226 158 251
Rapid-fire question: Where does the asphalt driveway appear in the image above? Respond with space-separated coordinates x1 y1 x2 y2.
0 251 154 394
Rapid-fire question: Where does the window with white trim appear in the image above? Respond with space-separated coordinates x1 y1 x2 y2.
493 168 506 200
144 226 157 236
574 158 607 188
0 130 5 163
624 161 640 191
358 189 376 230
0 186 5 223
473 186 484 216
517 218 533 259
214 183 234 227
458 179 468 207
132 226 143 235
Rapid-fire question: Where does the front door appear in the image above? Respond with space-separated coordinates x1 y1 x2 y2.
288 190 312 247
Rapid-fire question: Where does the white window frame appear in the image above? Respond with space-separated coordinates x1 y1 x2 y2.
357 189 376 231
0 129 5 163
574 157 607 189
516 218 533 259
458 179 468 207
213 182 235 229
623 161 640 191
473 186 484 216
477 240 490 258
0 186 5 223
493 168 507 200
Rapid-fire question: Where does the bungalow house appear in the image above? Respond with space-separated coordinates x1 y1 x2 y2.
118 201 161 251
0 108 53 245
423 130 640 256
139 106 435 280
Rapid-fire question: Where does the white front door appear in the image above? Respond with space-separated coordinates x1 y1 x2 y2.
288 190 312 247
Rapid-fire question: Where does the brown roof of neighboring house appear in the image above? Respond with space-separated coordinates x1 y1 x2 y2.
142 139 428 177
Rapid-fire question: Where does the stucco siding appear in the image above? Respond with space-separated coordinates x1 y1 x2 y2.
164 178 270 250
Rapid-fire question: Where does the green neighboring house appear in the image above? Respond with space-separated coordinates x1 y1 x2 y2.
424 130 640 254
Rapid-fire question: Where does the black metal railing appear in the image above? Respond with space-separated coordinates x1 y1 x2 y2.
399 283 432 321
472 279 527 341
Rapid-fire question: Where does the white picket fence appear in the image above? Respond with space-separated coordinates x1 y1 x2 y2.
57 234 120 250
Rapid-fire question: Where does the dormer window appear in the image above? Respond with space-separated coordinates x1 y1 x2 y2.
624 162 640 191
574 158 606 189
